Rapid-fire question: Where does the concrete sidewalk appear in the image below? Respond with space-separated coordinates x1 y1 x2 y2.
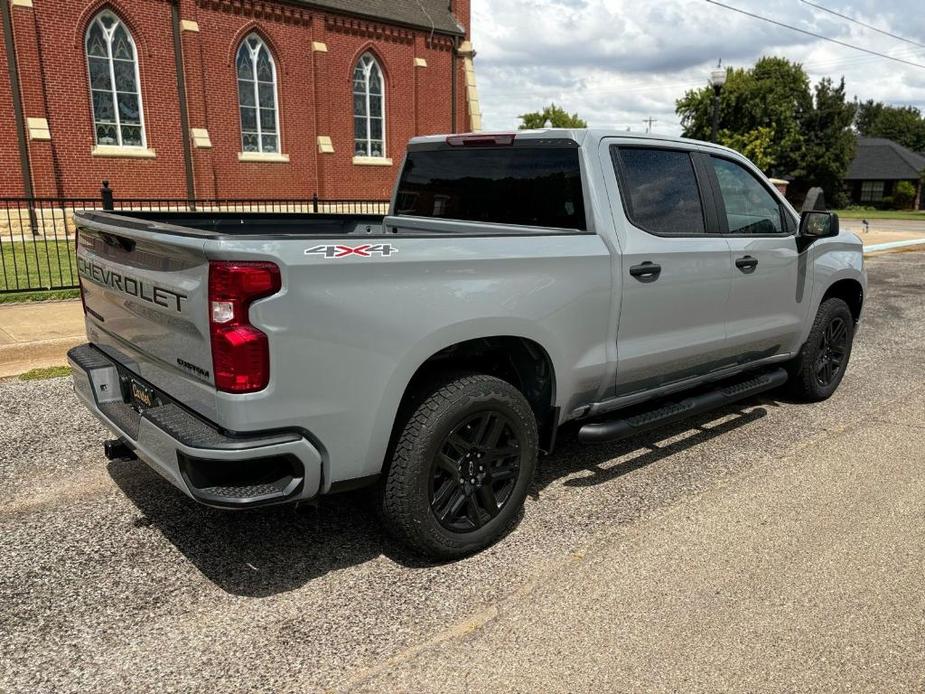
0 300 84 378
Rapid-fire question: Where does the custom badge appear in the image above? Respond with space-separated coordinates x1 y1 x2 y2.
304 244 398 259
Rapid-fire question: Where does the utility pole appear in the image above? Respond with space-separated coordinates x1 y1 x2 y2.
709 59 726 143
642 117 657 133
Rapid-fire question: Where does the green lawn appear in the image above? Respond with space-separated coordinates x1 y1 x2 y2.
0 288 81 304
0 239 79 302
832 209 925 221
19 366 72 381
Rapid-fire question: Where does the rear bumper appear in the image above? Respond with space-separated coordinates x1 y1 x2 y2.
68 343 322 508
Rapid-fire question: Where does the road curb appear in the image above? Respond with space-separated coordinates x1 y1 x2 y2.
0 336 82 378
864 238 925 255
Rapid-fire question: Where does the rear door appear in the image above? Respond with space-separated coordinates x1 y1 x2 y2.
704 154 809 359
602 142 733 395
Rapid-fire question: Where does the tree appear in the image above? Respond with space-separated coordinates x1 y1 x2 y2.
855 101 925 152
676 57 855 201
800 78 857 205
720 127 776 172
676 57 811 179
519 103 587 129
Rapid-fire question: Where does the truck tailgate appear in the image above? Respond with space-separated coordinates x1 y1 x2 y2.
75 212 216 411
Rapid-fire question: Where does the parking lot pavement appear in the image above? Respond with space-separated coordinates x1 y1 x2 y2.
1 252 924 693
355 390 925 693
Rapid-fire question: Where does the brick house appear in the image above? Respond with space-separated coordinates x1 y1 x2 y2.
844 137 925 210
0 0 481 202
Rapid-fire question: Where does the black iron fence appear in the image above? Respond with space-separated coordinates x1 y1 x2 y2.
0 183 389 294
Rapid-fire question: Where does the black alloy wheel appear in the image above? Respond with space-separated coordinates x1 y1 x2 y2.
380 373 538 559
429 410 522 532
785 296 855 402
814 315 849 387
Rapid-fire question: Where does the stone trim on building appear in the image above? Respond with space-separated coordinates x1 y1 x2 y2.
458 41 481 132
27 117 50 141
317 136 334 153
190 128 212 148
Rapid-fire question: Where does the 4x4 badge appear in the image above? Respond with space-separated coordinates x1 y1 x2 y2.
304 244 398 259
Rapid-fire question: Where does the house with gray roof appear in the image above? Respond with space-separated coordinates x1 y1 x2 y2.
844 137 925 209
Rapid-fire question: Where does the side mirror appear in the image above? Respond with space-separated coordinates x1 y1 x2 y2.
799 210 839 239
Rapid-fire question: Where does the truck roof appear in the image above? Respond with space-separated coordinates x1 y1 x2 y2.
408 128 742 158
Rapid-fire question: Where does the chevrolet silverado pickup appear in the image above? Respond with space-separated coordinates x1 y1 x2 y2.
69 129 866 558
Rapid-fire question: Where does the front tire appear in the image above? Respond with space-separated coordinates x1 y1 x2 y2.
380 373 538 559
787 297 855 402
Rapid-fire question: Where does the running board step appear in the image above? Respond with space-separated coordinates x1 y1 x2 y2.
578 367 788 444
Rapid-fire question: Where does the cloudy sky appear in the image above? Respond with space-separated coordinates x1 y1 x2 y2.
471 0 925 135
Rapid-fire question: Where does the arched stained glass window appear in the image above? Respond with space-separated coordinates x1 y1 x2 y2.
236 34 280 153
353 53 385 157
85 11 146 148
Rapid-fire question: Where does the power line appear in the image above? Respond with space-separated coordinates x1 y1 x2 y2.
703 0 925 70
802 43 925 71
800 0 925 51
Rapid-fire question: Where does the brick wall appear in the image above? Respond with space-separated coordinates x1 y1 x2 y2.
24 0 189 198
1 0 470 200
0 7 25 197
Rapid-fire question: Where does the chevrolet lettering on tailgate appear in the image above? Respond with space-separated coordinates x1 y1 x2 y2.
77 257 188 313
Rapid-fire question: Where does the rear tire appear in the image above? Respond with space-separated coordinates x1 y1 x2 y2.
786 297 855 402
380 373 538 560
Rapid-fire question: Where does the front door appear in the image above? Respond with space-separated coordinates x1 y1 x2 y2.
705 154 810 360
602 142 733 395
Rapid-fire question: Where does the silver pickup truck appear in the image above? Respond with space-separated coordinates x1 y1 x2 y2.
69 129 866 558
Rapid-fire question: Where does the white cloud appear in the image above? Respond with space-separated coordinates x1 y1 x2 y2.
471 0 925 135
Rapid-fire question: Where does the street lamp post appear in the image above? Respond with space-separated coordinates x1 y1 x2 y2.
709 63 726 143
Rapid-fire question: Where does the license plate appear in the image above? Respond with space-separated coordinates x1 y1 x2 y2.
128 378 158 411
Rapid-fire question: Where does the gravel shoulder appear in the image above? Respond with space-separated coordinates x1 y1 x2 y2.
1 253 924 693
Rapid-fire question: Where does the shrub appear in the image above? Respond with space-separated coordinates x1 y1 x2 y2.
893 181 917 210
832 191 850 209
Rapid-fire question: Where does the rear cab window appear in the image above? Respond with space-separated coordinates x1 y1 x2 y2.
395 142 586 231
611 146 707 236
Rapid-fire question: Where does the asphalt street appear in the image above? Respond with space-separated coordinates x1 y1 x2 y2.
1 252 924 693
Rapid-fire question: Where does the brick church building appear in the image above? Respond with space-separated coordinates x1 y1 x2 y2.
0 0 480 202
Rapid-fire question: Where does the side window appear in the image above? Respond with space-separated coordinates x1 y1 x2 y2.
353 53 386 158
711 157 783 234
85 11 145 148
236 34 280 154
613 147 705 235
860 181 884 202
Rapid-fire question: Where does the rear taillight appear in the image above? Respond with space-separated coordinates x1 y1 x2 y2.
208 261 281 394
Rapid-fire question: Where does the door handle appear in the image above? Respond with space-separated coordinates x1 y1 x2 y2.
735 255 758 272
629 261 661 281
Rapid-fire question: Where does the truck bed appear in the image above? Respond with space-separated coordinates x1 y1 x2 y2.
83 210 386 237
